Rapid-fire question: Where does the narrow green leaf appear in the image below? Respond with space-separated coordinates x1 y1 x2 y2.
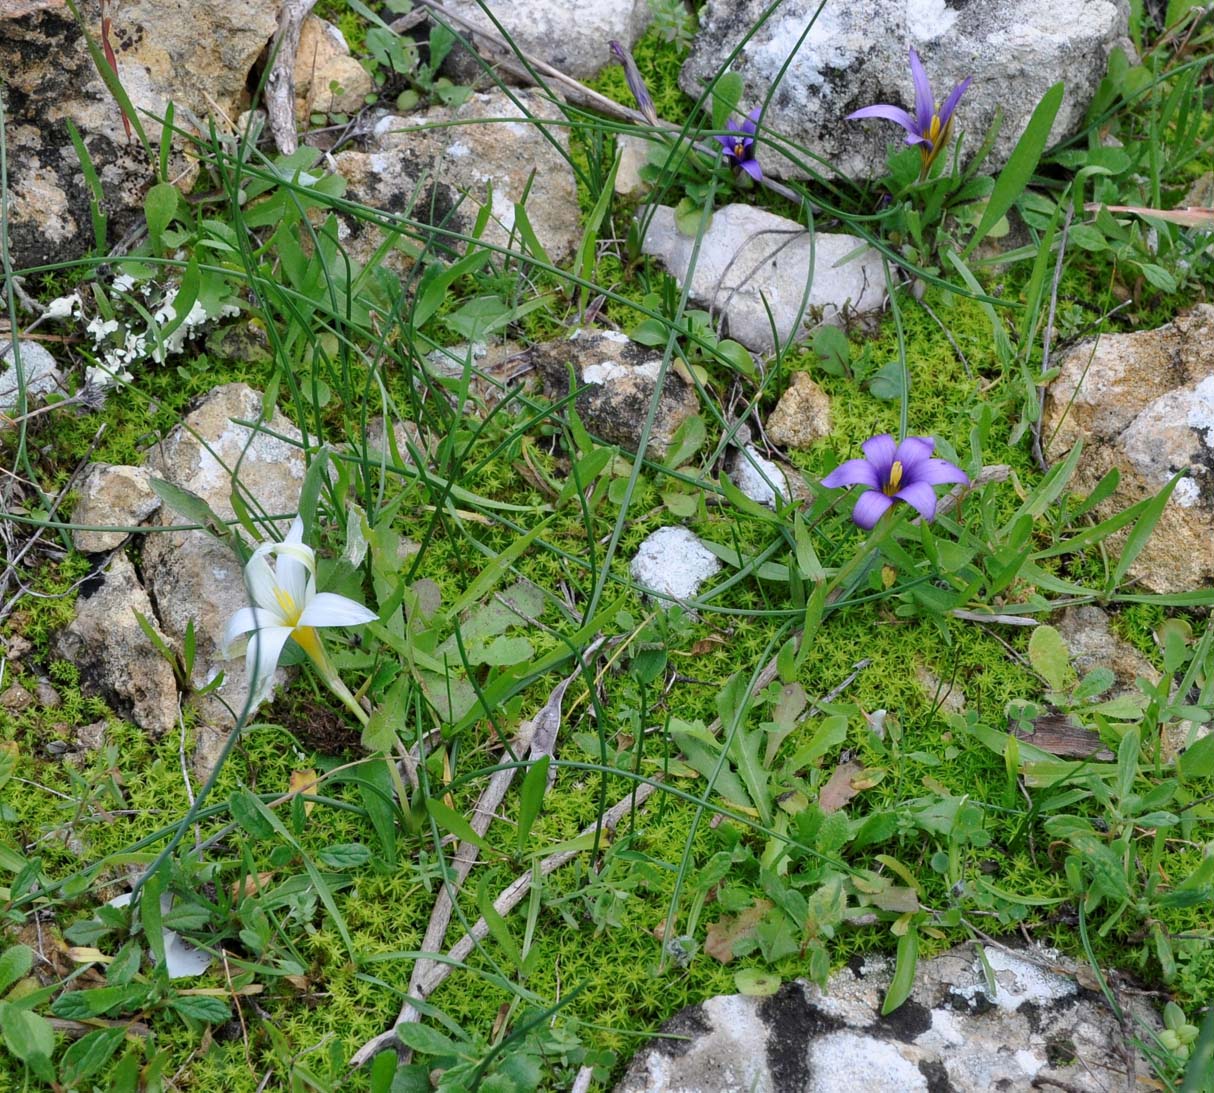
297 447 330 537
140 873 166 972
1111 472 1182 587
427 798 497 857
516 756 549 854
966 82 1064 255
882 926 919 1015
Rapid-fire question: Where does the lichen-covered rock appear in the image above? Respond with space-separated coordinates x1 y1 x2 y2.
70 463 162 553
334 90 580 271
616 943 1157 1092
54 552 178 735
766 372 832 449
535 330 700 462
1042 305 1214 593
1 0 277 269
641 204 885 354
294 17 372 118
630 527 721 604
141 383 306 735
729 446 789 509
441 0 650 80
681 0 1128 181
0 341 62 411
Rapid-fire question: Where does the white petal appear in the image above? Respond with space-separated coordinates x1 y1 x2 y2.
243 625 295 708
221 606 278 657
296 592 378 629
244 552 284 616
274 550 312 615
285 516 305 544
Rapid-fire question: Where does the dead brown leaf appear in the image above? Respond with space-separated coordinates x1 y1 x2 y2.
1013 713 1114 760
1086 202 1214 229
289 769 319 815
819 760 866 813
704 900 772 964
230 872 275 900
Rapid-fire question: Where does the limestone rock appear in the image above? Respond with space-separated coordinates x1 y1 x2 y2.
1042 305 1214 593
1 0 277 268
54 552 178 735
681 0 1128 181
630 527 720 604
141 383 306 728
616 943 1157 1092
729 446 789 509
294 17 372 118
442 0 650 80
615 133 655 198
766 372 832 449
641 205 884 354
70 464 162 553
0 684 35 713
334 90 580 271
534 330 699 462
1055 605 1159 695
0 341 62 411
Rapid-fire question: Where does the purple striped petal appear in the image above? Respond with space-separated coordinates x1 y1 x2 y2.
847 103 920 138
822 457 880 490
895 480 938 522
861 434 898 478
894 436 935 469
914 457 969 487
937 76 972 129
852 490 894 529
908 48 934 134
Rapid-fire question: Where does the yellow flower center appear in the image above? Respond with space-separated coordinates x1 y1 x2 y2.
734 141 746 159
274 586 302 625
885 460 904 495
928 115 942 145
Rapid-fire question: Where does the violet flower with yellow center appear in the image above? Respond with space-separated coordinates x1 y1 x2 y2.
847 48 971 175
714 106 764 181
222 517 377 719
822 434 968 529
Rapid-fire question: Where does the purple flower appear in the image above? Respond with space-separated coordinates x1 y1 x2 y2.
714 106 763 181
847 49 972 172
822 434 968 529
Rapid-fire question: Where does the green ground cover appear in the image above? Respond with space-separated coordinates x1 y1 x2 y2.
2 0 1214 1089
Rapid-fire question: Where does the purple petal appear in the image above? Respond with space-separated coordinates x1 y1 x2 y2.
847 103 920 138
911 457 969 487
713 133 734 152
908 48 934 134
822 457 880 490
740 157 763 181
937 76 972 129
742 106 762 136
852 490 894 529
895 481 938 522
860 434 897 478
893 436 934 469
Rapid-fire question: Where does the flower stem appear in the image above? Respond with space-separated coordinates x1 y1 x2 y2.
296 627 369 726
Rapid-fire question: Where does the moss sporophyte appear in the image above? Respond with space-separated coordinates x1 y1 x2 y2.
847 48 972 177
221 517 377 722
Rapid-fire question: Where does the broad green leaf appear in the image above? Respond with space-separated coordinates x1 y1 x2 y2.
169 995 230 1023
229 789 274 841
734 968 780 996
393 1022 464 1058
710 72 744 131
317 843 373 869
966 82 1064 255
144 183 178 245
1027 625 1074 693
0 945 32 995
427 798 497 856
60 1026 126 1084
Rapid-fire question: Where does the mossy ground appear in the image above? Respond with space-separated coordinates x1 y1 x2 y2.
2 9 1214 1092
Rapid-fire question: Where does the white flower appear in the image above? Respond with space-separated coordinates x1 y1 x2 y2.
222 518 377 710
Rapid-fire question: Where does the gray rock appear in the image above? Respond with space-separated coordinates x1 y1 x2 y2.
680 0 1128 181
535 330 700 462
35 680 62 709
730 445 789 509
0 684 35 713
1043 304 1214 593
441 0 650 80
1 0 277 269
630 527 721 604
766 372 832 449
294 17 372 118
640 205 885 354
54 552 179 735
0 341 62 411
334 90 580 271
142 383 306 735
617 943 1157 1092
70 463 162 553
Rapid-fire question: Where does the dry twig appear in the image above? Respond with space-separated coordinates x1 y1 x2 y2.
265 0 319 155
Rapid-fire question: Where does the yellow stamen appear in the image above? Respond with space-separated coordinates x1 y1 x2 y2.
734 141 746 159
928 115 942 145
885 460 904 495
